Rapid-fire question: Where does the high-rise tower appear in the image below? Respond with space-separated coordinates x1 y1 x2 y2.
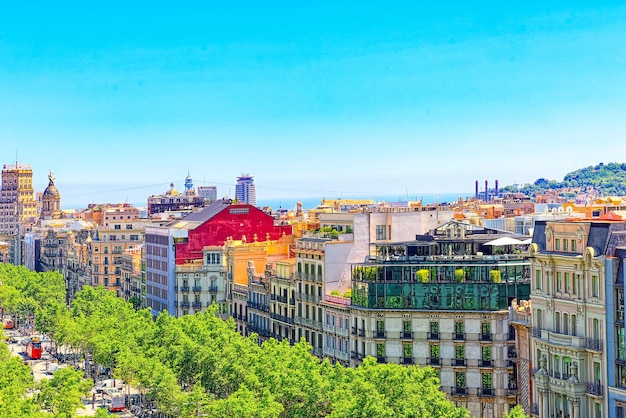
0 163 38 234
235 174 256 206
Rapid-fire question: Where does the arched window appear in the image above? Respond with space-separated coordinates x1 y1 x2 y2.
554 311 561 334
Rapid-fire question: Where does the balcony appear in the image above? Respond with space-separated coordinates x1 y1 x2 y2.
479 359 494 367
401 331 414 340
530 403 539 416
428 357 441 366
427 332 440 340
352 326 358 336
480 333 492 342
586 382 603 397
549 371 572 381
453 358 466 367
289 298 295 305
530 327 542 338
192 286 202 292
180 301 190 308
585 338 603 352
208 285 218 293
192 302 202 308
277 295 288 304
374 331 386 339
453 332 465 341
358 329 365 338
403 357 414 365
478 388 494 397
180 286 190 292
270 294 277 301
452 387 468 396
351 351 365 361
376 356 387 364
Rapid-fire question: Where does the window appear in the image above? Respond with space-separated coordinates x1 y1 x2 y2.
556 272 562 292
455 372 466 389
376 343 385 359
114 225 121 230
206 253 221 265
482 373 492 389
126 224 133 230
455 321 464 334
430 344 440 359
376 225 387 240
535 269 542 290
572 239 577 251
565 273 571 293
563 239 568 251
592 275 599 298
555 239 560 250
455 345 465 359
482 346 491 361
403 344 412 359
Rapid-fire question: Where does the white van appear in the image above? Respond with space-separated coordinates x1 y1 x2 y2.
95 379 124 393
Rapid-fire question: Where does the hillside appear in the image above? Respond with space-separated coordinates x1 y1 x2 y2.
500 162 626 197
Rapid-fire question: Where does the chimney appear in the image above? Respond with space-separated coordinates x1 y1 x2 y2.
475 181 479 199
485 180 489 202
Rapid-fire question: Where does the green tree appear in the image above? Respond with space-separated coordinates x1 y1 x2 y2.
505 405 528 418
36 367 92 417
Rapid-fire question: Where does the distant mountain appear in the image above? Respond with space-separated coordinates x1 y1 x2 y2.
500 162 626 197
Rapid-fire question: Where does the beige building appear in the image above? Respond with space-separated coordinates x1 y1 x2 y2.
173 245 228 318
89 205 146 295
529 220 626 418
0 163 38 236
120 245 144 307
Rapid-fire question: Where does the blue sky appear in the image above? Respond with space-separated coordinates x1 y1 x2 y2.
2 3 626 208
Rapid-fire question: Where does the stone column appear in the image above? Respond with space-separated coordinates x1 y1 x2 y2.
571 397 580 418
539 389 548 418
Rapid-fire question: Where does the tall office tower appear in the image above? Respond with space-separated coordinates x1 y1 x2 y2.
0 163 38 235
235 174 256 206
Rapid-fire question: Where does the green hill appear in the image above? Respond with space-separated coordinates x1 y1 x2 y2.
500 162 626 197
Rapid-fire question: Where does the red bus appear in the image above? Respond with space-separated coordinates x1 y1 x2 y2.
26 337 42 360
102 387 125 412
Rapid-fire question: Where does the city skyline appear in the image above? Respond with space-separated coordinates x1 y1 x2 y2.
2 3 626 207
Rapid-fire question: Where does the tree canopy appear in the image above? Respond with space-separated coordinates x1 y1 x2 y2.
2 263 470 418
499 162 626 197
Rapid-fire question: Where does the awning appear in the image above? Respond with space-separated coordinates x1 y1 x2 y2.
483 237 524 246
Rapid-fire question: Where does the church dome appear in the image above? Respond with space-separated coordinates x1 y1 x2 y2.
165 182 180 196
43 171 60 197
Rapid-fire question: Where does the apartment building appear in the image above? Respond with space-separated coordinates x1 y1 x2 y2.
90 205 145 295
0 163 38 240
529 220 626 418
144 199 292 317
347 220 529 418
606 247 626 417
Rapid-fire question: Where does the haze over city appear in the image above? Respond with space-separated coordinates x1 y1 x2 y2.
2 3 626 208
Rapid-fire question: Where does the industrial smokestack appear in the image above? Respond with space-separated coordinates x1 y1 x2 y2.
485 180 488 202
475 181 479 199
495 180 499 198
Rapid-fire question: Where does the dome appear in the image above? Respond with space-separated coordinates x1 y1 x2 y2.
165 182 180 196
43 183 60 197
43 171 60 198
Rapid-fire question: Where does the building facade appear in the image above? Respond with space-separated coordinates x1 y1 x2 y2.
529 220 626 418
235 174 256 206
